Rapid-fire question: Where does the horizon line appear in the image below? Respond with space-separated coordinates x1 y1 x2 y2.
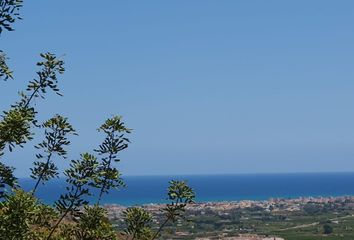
17 171 354 179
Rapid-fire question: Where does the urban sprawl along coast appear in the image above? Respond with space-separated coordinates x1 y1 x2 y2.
105 196 354 239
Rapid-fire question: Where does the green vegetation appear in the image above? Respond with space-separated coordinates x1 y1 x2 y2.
323 223 334 235
134 198 354 239
0 1 195 239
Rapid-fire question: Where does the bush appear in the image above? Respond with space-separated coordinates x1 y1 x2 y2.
323 224 333 235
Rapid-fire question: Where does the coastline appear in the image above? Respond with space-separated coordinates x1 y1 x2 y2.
104 194 354 215
19 172 354 206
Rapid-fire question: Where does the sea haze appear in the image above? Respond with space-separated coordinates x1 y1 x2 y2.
19 172 354 206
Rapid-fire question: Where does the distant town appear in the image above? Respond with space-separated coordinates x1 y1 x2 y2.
106 196 354 239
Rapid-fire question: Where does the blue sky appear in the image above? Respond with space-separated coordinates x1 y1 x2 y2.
1 1 354 177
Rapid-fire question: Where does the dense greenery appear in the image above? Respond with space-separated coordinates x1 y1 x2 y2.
0 1 195 239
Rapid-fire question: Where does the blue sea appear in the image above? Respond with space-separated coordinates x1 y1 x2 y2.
19 172 354 206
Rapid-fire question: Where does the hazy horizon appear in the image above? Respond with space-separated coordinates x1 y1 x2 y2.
11 171 354 181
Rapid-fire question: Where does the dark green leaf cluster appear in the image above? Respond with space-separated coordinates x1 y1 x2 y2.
45 153 99 239
150 180 195 239
31 115 76 194
163 180 195 221
0 50 12 80
167 180 195 204
55 153 98 217
31 161 58 185
94 116 131 204
39 115 76 157
323 223 333 234
0 0 23 81
0 189 37 239
0 0 23 34
70 205 117 240
0 189 52 240
0 162 16 198
20 52 65 106
0 106 35 154
123 207 153 240
32 204 58 228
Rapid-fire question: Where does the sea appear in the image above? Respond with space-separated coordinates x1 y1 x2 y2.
19 172 354 206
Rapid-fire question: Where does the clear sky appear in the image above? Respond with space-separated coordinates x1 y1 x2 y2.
1 1 354 177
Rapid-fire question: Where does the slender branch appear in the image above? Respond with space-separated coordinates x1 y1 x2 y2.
47 155 94 240
46 187 79 240
32 152 52 195
96 155 111 205
46 201 73 240
24 66 53 108
23 85 40 108
33 123 59 194
151 217 170 240
96 131 114 205
150 197 185 239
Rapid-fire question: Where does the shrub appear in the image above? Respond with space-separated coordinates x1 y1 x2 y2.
323 224 333 235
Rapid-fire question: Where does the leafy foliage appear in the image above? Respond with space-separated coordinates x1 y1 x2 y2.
323 223 333 234
164 180 195 219
152 180 195 239
123 207 153 240
47 153 99 239
72 205 117 240
0 106 35 154
0 50 12 80
0 189 50 240
0 162 16 198
31 115 76 194
0 0 23 34
0 0 23 81
23 52 65 100
94 115 131 204
55 153 98 218
32 204 58 228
